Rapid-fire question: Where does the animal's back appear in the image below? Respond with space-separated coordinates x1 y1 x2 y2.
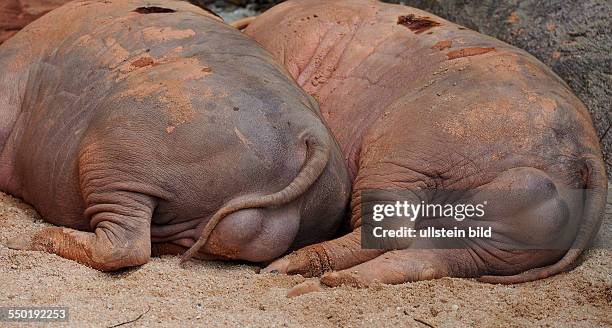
0 0 305 229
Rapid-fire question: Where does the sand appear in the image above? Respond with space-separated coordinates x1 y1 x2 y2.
0 186 610 327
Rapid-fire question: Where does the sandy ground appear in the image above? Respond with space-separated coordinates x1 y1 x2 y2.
0 186 610 327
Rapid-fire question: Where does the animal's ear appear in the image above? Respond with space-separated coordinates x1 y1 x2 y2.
231 16 257 31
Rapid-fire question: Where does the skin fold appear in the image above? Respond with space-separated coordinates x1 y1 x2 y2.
0 0 351 271
244 0 607 286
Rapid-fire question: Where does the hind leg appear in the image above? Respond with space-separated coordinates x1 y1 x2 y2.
0 55 23 193
263 171 426 276
263 229 385 276
320 246 478 287
317 167 581 286
7 191 155 271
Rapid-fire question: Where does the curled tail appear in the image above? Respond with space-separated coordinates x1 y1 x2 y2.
181 130 331 262
479 155 607 284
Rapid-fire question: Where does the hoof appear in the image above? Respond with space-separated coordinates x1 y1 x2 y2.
321 271 370 288
262 257 291 274
286 280 324 298
5 236 32 251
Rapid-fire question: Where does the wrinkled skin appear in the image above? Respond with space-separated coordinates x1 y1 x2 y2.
0 0 351 271
245 0 607 286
